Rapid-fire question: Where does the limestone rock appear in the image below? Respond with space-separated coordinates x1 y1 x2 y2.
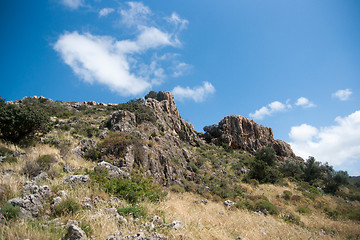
203 115 297 158
109 110 136 132
95 161 129 178
63 175 90 185
64 224 87 240
8 181 52 219
224 200 235 208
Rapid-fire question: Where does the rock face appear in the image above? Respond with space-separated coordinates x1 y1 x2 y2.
104 91 202 185
145 91 201 145
203 115 296 158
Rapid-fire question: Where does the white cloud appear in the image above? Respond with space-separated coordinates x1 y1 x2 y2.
60 0 84 10
54 3 189 97
120 2 151 27
99 8 115 17
172 62 191 77
249 101 291 120
172 82 215 102
332 88 352 101
289 110 360 168
295 97 315 108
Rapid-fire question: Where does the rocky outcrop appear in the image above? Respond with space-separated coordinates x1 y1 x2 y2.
7 181 52 219
145 91 202 146
203 115 297 159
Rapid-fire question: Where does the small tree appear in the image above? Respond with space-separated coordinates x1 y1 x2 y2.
0 97 51 143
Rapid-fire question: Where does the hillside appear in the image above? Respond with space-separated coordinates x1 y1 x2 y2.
0 92 359 240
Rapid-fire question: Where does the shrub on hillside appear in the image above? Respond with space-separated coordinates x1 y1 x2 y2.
248 147 282 184
1 202 20 220
254 200 279 215
0 97 51 143
113 98 156 124
52 198 81 216
117 205 147 218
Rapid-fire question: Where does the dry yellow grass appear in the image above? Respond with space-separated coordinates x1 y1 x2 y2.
143 192 360 240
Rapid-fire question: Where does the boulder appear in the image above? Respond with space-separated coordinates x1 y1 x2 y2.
95 161 129 178
7 181 52 219
224 200 235 209
63 175 90 185
64 224 87 240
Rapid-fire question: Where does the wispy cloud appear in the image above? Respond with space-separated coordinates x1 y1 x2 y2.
60 0 84 10
172 62 192 77
172 82 215 102
289 110 360 169
54 2 189 97
295 97 315 108
120 2 152 28
99 8 115 17
249 101 291 120
332 88 352 101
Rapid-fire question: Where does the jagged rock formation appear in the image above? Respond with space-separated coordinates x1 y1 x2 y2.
105 91 202 185
203 115 296 159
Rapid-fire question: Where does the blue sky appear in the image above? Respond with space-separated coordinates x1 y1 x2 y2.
1 0 360 175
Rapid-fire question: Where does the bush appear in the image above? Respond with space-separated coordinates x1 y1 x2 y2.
296 206 312 215
117 205 147 218
0 146 13 156
52 198 81 216
254 200 279 215
80 222 93 237
22 160 42 178
114 98 156 124
36 155 55 171
283 190 293 200
1 202 20 220
324 207 340 220
104 176 165 204
99 132 136 160
248 147 282 184
0 97 51 143
3 156 17 163
169 185 186 193
282 213 302 225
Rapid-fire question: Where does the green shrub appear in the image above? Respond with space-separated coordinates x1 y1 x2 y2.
348 212 360 221
188 162 199 173
324 207 340 220
296 206 312 215
0 185 14 204
52 198 81 216
0 146 13 156
117 205 147 218
114 98 156 124
104 176 165 204
1 203 20 220
4 156 17 163
283 190 293 200
0 98 51 143
80 222 93 237
282 213 302 225
22 160 42 178
169 185 186 193
36 155 55 171
254 200 279 215
99 132 136 159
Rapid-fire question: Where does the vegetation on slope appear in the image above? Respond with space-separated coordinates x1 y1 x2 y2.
0 94 359 239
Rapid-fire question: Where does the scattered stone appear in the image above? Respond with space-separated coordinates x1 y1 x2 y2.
192 199 208 205
57 190 68 199
32 171 49 183
63 165 75 173
51 197 62 206
95 161 129 178
151 215 163 225
170 220 184 230
63 175 90 185
64 223 87 240
224 200 235 208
